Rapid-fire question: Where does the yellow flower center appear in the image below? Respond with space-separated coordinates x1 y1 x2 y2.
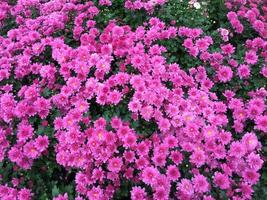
93 193 98 197
186 116 192 121
207 130 213 136
98 132 103 140
248 139 254 144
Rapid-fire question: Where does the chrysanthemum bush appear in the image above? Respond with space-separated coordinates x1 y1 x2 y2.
0 0 266 199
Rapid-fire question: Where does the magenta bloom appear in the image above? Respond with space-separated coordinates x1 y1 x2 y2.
17 123 34 142
245 50 258 65
86 186 103 200
112 26 124 37
142 166 159 185
67 77 81 91
217 66 233 82
158 118 171 132
237 64 250 78
34 135 49 152
193 174 209 193
130 186 147 200
18 188 32 200
242 170 260 184
23 142 40 159
261 66 267 78
107 157 123 173
107 90 122 105
167 165 180 181
153 187 169 200
221 43 235 55
255 115 267 132
177 179 194 197
190 150 206 167
247 152 263 171
170 150 183 164
229 141 246 158
128 100 141 112
241 133 258 151
214 172 230 190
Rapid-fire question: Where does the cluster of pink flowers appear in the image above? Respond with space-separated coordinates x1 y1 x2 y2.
125 0 168 12
218 28 231 42
0 2 9 26
179 27 266 84
0 185 32 200
0 85 50 169
0 0 266 199
227 11 244 34
225 0 267 38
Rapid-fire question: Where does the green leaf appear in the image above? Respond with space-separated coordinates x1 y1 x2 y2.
52 185 60 197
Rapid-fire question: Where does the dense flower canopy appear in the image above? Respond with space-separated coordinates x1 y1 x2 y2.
0 0 266 200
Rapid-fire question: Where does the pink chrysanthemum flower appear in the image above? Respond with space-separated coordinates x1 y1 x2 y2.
247 152 263 171
167 165 180 181
221 43 235 55
170 150 183 165
107 157 123 173
255 115 267 132
34 135 49 152
130 186 147 200
158 118 171 132
17 123 34 142
23 142 40 159
229 141 246 158
192 174 209 193
18 188 32 200
67 77 81 91
190 150 206 167
213 172 230 190
241 133 258 151
245 50 258 65
217 66 233 82
237 64 250 78
177 179 194 197
86 186 103 200
261 66 267 78
107 90 122 105
142 166 159 185
153 186 169 200
242 170 260 184
128 100 141 112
